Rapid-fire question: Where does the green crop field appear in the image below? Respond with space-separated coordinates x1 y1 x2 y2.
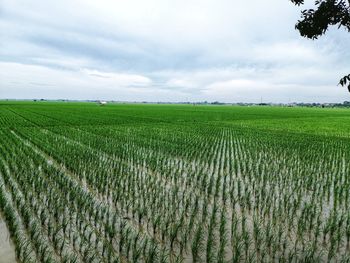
0 101 349 262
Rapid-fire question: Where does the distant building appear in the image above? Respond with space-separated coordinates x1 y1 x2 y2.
98 101 107 106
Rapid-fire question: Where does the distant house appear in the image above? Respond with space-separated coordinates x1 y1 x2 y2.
98 101 107 106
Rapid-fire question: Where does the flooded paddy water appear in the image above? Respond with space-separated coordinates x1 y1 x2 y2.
0 217 16 263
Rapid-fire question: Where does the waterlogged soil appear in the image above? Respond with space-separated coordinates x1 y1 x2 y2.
0 217 16 263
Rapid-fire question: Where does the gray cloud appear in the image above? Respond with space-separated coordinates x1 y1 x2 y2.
1 0 349 102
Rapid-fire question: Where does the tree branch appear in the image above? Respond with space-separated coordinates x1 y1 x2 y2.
339 74 350 92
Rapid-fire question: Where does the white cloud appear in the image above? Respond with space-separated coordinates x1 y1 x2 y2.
0 0 349 102
0 62 153 100
81 69 152 87
202 79 347 103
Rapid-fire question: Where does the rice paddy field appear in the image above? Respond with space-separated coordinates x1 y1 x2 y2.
0 101 350 263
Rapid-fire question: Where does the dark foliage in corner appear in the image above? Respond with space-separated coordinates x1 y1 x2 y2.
291 0 350 91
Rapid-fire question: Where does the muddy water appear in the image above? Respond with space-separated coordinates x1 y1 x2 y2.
0 217 16 263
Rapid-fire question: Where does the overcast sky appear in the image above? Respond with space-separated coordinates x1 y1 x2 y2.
1 0 350 103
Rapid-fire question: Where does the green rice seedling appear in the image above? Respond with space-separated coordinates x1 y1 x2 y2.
191 224 204 263
0 103 350 262
217 208 228 263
